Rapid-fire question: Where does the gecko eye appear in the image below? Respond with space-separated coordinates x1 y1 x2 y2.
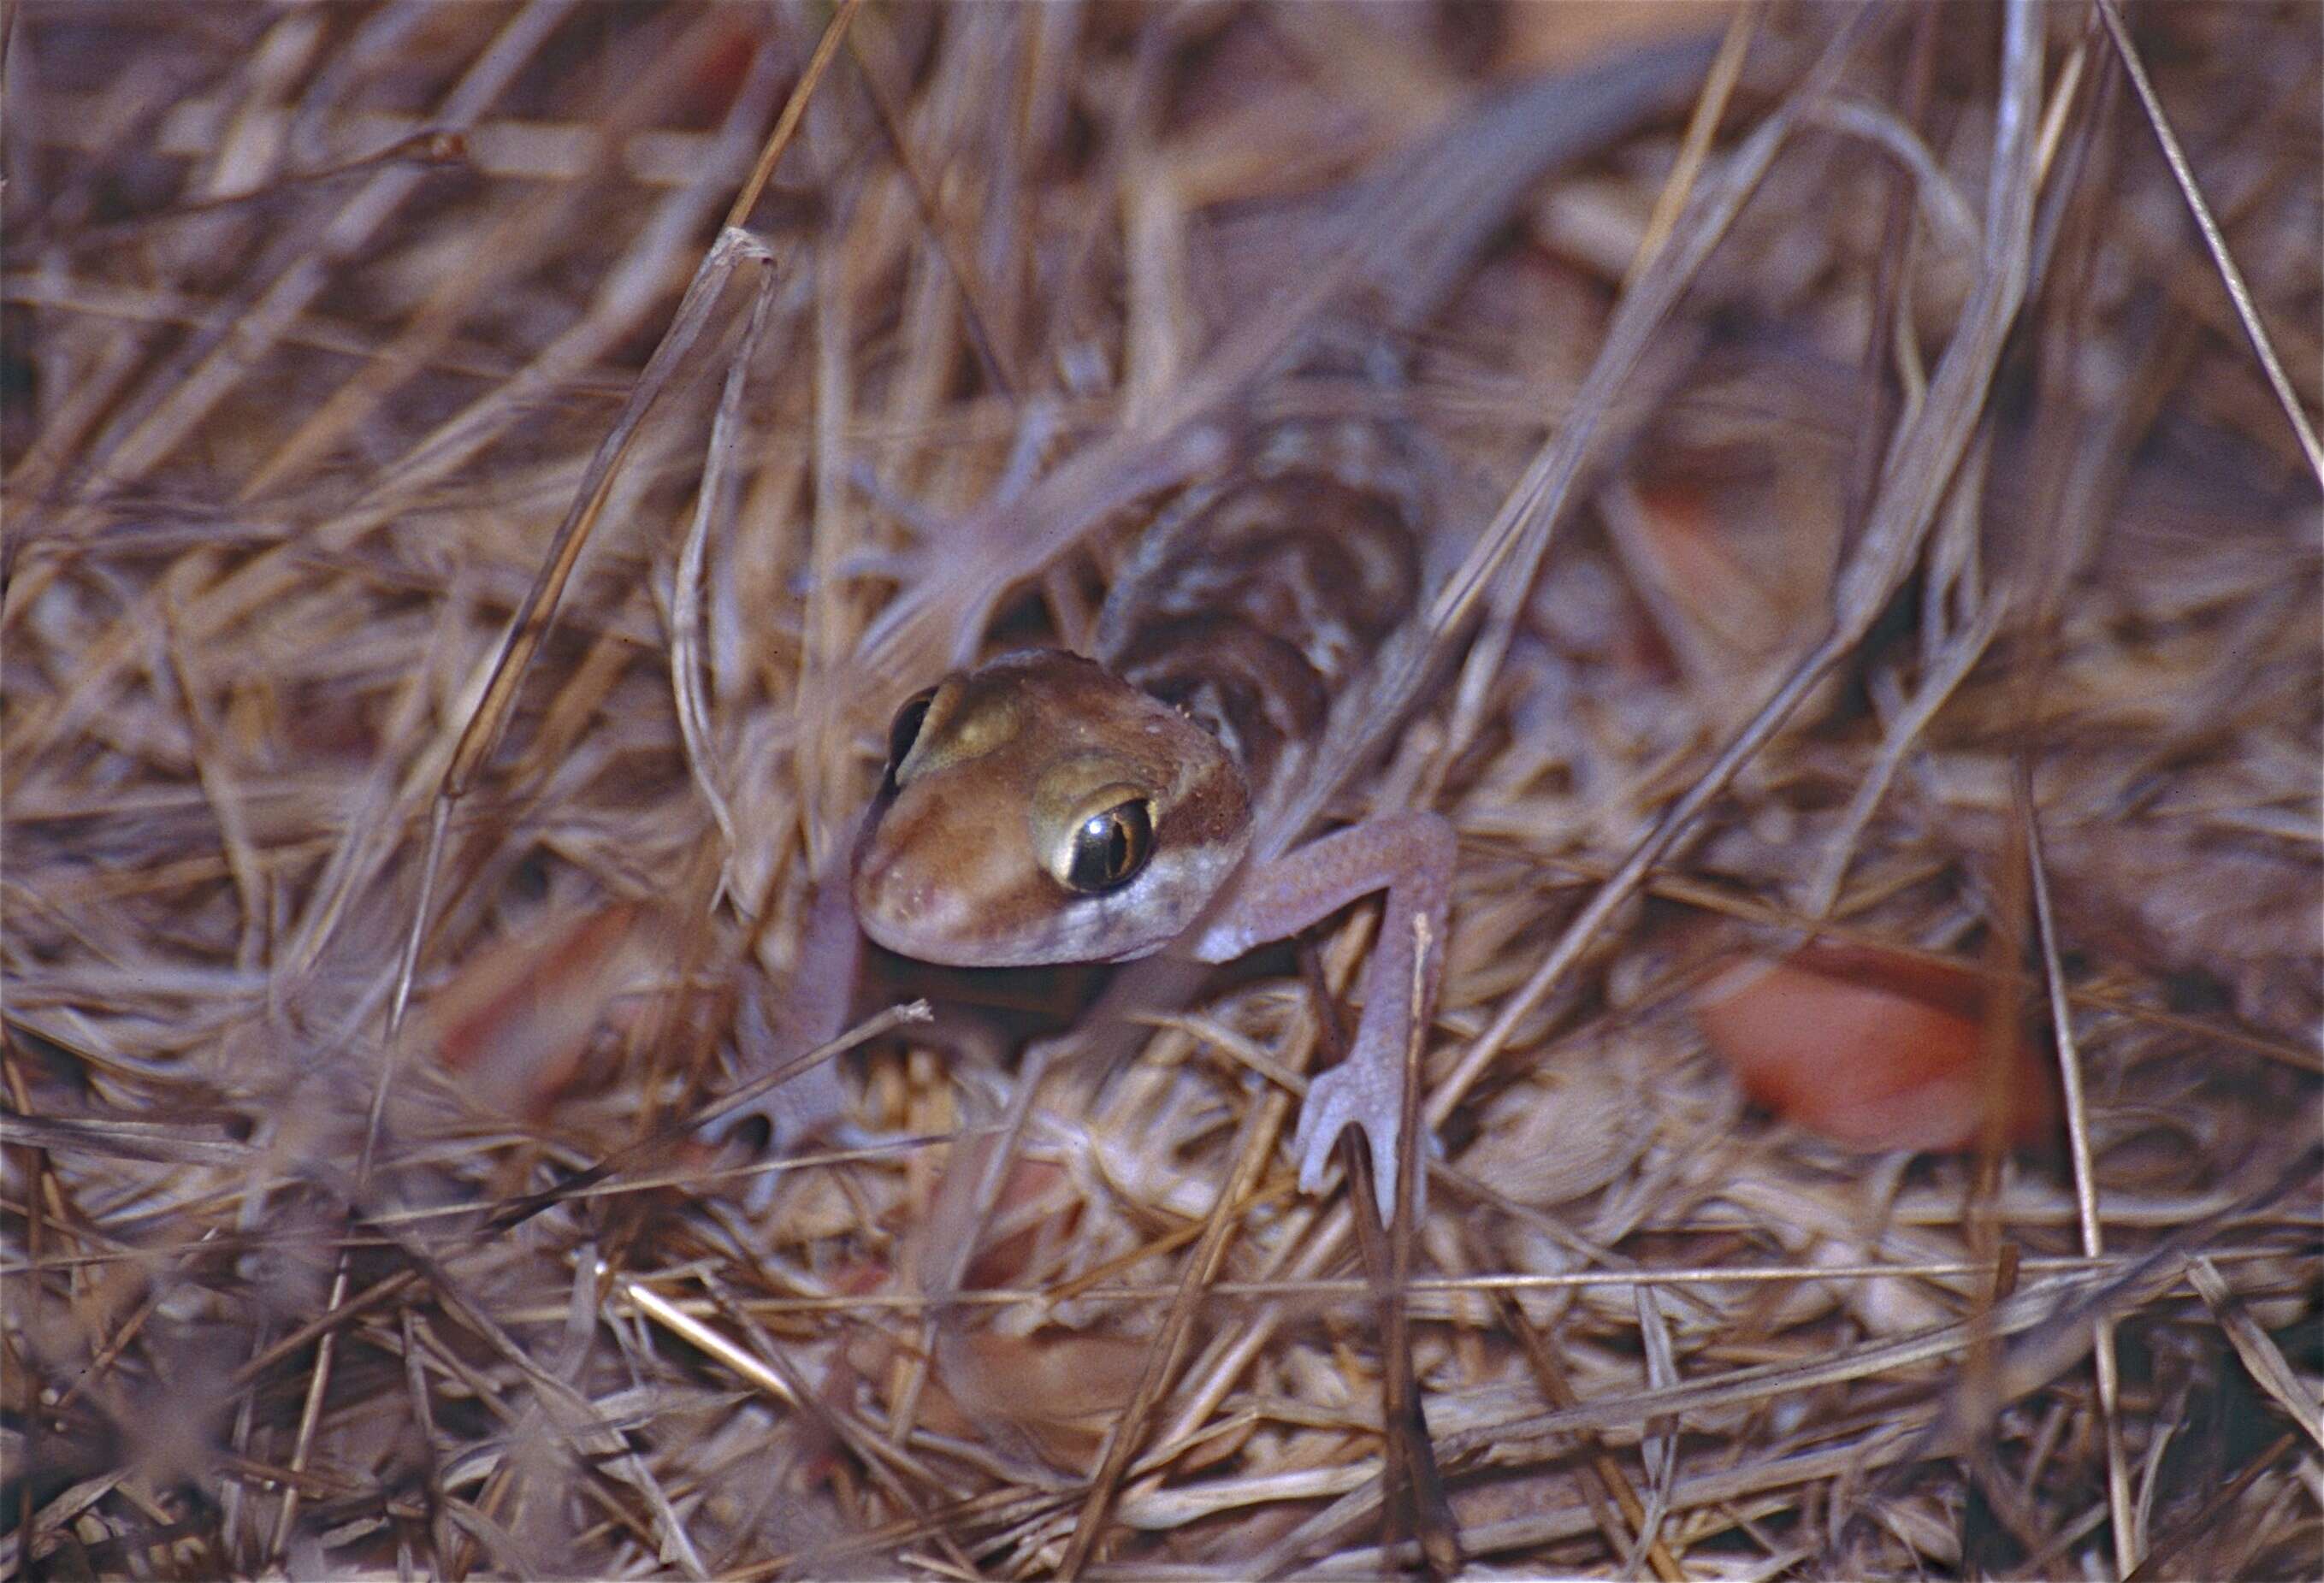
1061 798 1154 893
882 688 937 790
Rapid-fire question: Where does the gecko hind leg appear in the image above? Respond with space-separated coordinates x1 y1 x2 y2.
1192 810 1455 1220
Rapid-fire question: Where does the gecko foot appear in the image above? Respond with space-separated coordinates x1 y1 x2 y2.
1292 1055 1428 1224
705 1059 860 1215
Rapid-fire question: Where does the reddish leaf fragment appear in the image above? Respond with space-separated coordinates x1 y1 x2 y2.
422 902 652 1117
1694 942 2056 1152
937 1327 1150 1469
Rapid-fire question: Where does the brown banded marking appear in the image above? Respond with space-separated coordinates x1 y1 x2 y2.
1105 467 1425 677
1093 415 1430 800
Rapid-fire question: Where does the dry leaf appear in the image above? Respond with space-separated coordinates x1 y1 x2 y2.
937 1327 1151 1470
418 902 653 1117
1694 942 2056 1152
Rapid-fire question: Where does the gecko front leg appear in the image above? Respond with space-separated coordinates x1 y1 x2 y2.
712 847 866 1211
1192 811 1455 1220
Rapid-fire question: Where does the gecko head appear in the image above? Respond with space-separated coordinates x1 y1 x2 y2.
851 649 1252 967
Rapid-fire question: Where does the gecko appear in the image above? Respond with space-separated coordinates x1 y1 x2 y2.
763 39 1717 1220
852 374 1455 1218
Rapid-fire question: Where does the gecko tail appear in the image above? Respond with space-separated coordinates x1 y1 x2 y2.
1358 32 1724 332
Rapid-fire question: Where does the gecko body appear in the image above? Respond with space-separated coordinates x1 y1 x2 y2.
833 41 1718 1217
854 342 1452 1214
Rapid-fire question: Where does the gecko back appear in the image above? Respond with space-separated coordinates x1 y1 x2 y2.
1092 326 1434 815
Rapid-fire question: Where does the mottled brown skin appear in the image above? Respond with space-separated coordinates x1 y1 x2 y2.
1098 433 1428 800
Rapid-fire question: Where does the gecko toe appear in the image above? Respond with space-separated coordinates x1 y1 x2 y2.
1294 1066 1418 1221
1292 1060 1431 1218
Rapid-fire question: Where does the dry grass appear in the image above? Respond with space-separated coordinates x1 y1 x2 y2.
4 3 2319 1579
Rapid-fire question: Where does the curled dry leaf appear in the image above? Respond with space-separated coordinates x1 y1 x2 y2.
1468 1064 1650 1208
417 902 654 1118
1602 470 1825 692
1693 941 2057 1153
934 1326 1154 1471
838 1243 1200 1477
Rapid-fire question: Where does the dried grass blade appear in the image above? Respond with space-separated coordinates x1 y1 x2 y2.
1055 1066 1284 1579
2184 1257 2324 1456
1367 915 1461 1576
670 264 783 870
441 226 778 801
389 222 777 1053
1493 1288 1688 1581
2097 0 2324 487
1430 0 2050 1132
724 0 860 232
2024 761 2136 1571
1804 595 2003 917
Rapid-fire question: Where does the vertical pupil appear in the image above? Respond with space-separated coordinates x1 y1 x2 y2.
1065 799 1150 892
